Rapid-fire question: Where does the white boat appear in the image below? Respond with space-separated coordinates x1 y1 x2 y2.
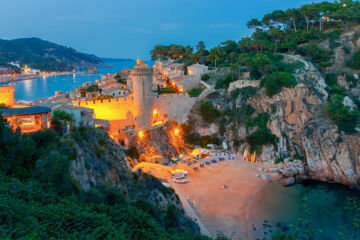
173 178 189 184
173 173 186 179
171 170 188 176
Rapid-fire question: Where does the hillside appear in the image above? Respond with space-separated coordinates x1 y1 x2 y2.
0 37 102 72
0 116 208 239
151 0 360 187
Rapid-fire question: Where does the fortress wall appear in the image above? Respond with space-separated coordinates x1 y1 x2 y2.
0 86 15 107
72 97 135 121
228 80 260 92
153 93 196 124
177 77 201 92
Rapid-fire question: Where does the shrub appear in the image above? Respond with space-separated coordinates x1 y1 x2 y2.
246 128 278 153
346 74 358 88
199 101 221 123
157 87 176 94
351 50 360 69
296 43 332 67
188 88 203 97
52 109 74 122
325 74 337 86
250 69 262 80
263 72 297 97
231 89 241 100
343 46 351 54
275 157 284 164
231 86 257 101
215 73 237 89
201 73 210 81
325 94 360 134
125 147 139 159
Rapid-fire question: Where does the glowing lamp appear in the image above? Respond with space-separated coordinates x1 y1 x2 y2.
174 129 179 135
343 3 346 7
171 82 176 86
179 88 183 93
138 131 144 138
153 109 157 114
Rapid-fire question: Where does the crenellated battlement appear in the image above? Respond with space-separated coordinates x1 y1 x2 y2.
0 86 15 94
72 96 134 106
72 96 135 121
155 92 191 100
130 68 153 76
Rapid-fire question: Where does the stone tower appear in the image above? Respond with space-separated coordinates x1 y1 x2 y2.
0 86 15 107
131 59 153 129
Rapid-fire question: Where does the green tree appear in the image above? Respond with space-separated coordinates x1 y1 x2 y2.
247 19 263 29
285 8 301 32
299 4 320 32
199 101 221 123
325 94 360 134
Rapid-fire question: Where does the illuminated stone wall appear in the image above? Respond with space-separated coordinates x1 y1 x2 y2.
153 93 196 124
72 97 135 121
72 93 195 131
0 86 15 107
131 67 154 129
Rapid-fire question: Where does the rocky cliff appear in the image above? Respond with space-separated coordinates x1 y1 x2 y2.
186 31 360 186
133 121 187 164
68 128 189 214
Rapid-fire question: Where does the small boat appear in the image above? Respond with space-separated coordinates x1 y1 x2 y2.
171 170 188 176
173 173 186 179
173 178 189 184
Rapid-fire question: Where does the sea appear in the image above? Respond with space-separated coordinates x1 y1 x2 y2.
1 59 153 101
253 180 360 239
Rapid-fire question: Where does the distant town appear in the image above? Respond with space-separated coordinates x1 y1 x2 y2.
0 59 209 144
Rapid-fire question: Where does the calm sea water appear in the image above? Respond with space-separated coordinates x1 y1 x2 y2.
253 180 360 240
1 60 153 101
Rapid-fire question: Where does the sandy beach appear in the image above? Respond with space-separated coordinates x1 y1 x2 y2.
134 152 281 240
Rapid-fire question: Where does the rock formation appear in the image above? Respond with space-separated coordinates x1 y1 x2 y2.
186 42 360 186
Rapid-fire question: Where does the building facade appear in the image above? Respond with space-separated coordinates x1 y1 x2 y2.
0 107 51 133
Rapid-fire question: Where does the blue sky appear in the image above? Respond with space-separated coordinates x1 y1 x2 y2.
0 0 323 59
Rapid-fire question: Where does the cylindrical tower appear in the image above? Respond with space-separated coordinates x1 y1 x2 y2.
131 59 153 129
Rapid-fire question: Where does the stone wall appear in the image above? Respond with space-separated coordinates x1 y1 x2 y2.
55 105 95 127
72 97 135 121
72 92 196 129
228 80 260 92
176 76 201 92
153 93 196 124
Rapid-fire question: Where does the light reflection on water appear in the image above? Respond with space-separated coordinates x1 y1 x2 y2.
1 60 154 101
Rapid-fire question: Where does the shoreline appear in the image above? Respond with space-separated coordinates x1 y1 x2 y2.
0 71 98 85
134 153 276 240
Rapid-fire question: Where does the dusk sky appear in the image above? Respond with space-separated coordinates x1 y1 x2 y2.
0 0 322 59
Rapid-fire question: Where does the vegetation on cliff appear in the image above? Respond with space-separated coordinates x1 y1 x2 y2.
151 0 360 68
151 0 360 135
0 116 207 239
0 37 102 71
